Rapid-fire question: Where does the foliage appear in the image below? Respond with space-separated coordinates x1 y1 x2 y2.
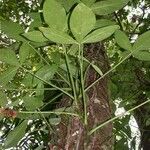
0 0 150 149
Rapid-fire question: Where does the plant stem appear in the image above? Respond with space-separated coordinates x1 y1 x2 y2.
20 66 73 99
79 44 87 125
28 42 69 85
19 110 79 116
85 52 132 92
63 45 78 107
89 99 150 135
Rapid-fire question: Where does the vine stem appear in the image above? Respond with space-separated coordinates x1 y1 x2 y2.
19 110 78 116
20 66 73 99
85 52 132 92
28 42 70 85
79 44 87 125
89 98 150 135
63 45 78 107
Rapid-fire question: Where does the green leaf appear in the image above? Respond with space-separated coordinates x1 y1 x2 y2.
133 31 150 51
23 96 43 110
29 12 42 30
22 31 48 43
81 0 96 6
49 117 61 125
0 67 18 86
0 48 20 66
39 27 77 44
70 3 96 42
34 64 58 84
91 63 103 76
4 121 27 148
19 43 32 64
91 0 130 15
0 91 7 106
1 20 24 41
82 25 119 43
115 30 132 51
43 0 67 31
57 0 78 12
95 19 116 29
133 51 150 61
22 73 34 87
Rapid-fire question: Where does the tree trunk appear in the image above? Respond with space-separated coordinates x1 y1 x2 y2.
49 43 113 150
134 69 150 150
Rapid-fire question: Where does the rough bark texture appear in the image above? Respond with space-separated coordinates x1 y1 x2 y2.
49 43 113 150
134 69 150 150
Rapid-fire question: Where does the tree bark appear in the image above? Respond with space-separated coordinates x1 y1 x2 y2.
49 43 113 150
134 69 150 150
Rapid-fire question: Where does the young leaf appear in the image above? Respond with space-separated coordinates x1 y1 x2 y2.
43 0 67 31
23 96 43 110
39 27 77 44
115 30 132 51
82 25 119 43
0 48 20 66
133 30 150 51
81 0 96 6
133 51 150 61
4 121 27 148
1 20 24 41
95 19 116 29
70 3 96 42
91 63 103 76
19 42 32 64
91 0 130 15
0 67 18 86
22 31 48 43
0 91 7 106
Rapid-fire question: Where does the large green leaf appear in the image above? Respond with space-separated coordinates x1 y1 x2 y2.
34 64 58 84
82 25 119 43
115 30 132 51
91 0 130 15
70 3 96 42
133 30 150 51
22 31 48 43
23 96 43 110
57 0 78 12
0 67 18 86
39 27 77 44
81 0 96 6
95 19 116 29
4 121 27 148
133 51 150 61
1 20 24 41
0 91 7 106
43 0 67 31
0 48 20 66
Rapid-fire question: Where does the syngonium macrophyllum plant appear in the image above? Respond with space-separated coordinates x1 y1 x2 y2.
0 0 150 149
